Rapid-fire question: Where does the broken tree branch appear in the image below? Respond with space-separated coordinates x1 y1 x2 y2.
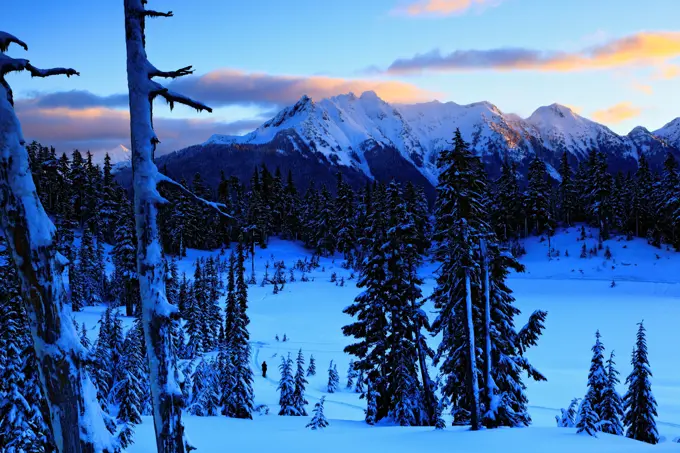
150 82 212 112
156 173 233 220
0 31 28 52
149 65 194 79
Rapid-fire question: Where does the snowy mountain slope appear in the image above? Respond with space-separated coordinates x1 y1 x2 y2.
655 118 680 149
201 91 680 184
526 104 634 161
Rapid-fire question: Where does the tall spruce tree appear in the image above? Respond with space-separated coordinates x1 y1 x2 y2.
623 322 659 444
293 349 309 416
558 152 577 226
278 354 297 416
586 330 607 423
227 241 254 419
525 156 553 235
0 243 51 452
601 351 624 436
430 130 488 429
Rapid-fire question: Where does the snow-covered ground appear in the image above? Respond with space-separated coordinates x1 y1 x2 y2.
75 226 680 452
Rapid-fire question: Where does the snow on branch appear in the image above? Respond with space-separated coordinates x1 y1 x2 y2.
150 81 212 112
156 173 233 219
517 310 548 355
145 9 173 18
149 65 194 79
0 31 28 52
25 63 79 78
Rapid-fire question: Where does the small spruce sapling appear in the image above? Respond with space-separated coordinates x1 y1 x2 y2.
576 397 599 437
327 361 339 393
556 398 579 428
307 355 317 376
306 397 329 430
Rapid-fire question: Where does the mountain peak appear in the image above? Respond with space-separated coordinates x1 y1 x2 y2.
359 90 380 101
529 103 580 121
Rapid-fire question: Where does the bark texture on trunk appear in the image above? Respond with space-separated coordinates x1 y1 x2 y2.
123 3 212 451
0 33 114 453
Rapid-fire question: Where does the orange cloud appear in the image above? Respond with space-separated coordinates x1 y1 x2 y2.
563 104 583 115
591 102 642 124
656 63 680 79
171 69 438 105
631 82 653 95
387 31 680 74
13 102 262 156
395 0 503 16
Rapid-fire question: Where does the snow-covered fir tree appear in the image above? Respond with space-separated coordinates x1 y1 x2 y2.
586 330 607 424
278 354 297 416
111 195 139 316
0 243 51 452
601 351 624 436
346 360 357 389
431 130 546 430
226 241 254 419
623 322 659 444
576 397 599 437
307 354 317 377
430 130 488 429
306 397 329 430
293 349 309 416
556 398 579 428
116 325 145 449
327 361 340 394
525 155 554 235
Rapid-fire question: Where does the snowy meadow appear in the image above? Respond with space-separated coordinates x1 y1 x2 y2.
67 227 680 452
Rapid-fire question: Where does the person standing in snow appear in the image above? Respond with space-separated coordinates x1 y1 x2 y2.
262 361 268 378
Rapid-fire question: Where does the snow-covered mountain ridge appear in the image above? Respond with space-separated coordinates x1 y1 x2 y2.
203 91 680 183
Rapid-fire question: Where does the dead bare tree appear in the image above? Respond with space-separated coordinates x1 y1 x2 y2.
0 32 116 453
122 2 216 451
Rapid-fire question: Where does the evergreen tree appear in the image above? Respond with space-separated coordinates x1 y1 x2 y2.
585 151 614 240
633 155 655 238
307 355 317 377
365 380 379 425
278 354 297 416
623 322 659 444
314 184 337 256
586 330 607 423
556 398 579 428
601 351 624 436
346 360 357 390
116 326 145 448
306 397 329 430
100 153 120 243
576 397 599 437
558 152 577 226
659 152 680 249
0 244 50 452
492 160 522 241
431 130 545 430
431 130 488 429
334 172 357 261
327 361 340 394
112 195 139 316
293 349 309 416
525 156 553 235
227 241 254 419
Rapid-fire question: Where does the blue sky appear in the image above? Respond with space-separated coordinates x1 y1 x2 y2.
4 0 680 157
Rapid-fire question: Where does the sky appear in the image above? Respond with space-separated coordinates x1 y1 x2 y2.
3 0 680 160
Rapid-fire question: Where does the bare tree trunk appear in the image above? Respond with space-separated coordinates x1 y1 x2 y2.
408 260 435 426
0 32 114 453
480 238 494 422
123 2 212 452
